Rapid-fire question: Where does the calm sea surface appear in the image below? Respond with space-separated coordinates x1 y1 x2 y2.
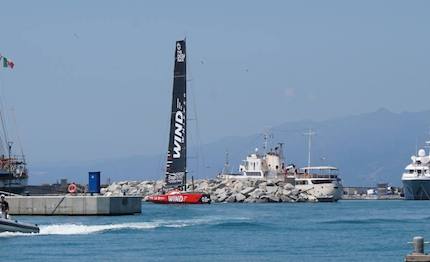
1 200 430 261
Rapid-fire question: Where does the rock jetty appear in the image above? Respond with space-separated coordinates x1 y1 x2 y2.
102 178 318 203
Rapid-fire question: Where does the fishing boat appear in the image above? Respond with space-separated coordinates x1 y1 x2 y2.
147 40 210 204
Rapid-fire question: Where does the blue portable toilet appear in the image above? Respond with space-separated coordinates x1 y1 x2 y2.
88 171 101 194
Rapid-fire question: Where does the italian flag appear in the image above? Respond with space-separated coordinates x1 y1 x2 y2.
0 55 14 69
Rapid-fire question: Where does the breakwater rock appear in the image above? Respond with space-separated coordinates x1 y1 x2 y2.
101 178 318 203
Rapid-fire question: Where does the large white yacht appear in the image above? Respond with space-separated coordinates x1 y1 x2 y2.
402 146 430 200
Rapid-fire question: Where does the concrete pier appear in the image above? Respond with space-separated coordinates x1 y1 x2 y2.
6 195 142 215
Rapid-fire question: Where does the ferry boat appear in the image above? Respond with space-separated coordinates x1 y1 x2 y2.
147 40 210 204
402 145 430 200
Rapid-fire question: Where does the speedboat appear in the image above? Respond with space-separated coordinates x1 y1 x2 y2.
0 216 39 233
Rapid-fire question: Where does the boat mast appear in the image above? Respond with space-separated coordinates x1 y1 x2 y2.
304 128 316 168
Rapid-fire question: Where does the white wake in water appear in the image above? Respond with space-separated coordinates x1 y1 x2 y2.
39 222 159 235
0 216 245 237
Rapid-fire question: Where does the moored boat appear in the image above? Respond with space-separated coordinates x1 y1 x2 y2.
402 145 430 200
217 133 343 202
0 57 28 194
285 166 343 202
147 40 210 204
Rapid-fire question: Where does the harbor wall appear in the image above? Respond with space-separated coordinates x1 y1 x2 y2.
7 195 141 215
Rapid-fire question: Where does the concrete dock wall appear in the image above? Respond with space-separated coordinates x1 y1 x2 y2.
7 196 142 215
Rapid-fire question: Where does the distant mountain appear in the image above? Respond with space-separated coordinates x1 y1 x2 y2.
29 108 430 186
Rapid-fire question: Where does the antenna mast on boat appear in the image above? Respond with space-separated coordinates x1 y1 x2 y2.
262 129 273 153
222 150 230 175
304 128 316 168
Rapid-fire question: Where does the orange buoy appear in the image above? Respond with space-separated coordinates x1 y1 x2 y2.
68 183 77 193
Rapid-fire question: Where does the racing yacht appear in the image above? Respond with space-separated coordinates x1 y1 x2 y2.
147 40 210 204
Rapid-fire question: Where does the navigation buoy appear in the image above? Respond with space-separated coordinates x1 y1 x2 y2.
68 183 77 193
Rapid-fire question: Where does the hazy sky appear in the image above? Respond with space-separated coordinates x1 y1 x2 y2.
0 0 429 164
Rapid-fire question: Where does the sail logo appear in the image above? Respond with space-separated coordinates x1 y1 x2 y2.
173 104 185 158
176 43 185 63
168 195 184 203
168 172 184 183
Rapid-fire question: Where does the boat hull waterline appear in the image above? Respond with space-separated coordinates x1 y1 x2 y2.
402 179 430 200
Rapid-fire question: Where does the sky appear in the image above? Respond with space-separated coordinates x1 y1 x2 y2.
0 0 429 165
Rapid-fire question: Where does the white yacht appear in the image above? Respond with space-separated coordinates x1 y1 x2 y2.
402 146 430 200
285 166 343 202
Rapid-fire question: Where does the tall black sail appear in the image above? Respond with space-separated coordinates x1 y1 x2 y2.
165 40 187 189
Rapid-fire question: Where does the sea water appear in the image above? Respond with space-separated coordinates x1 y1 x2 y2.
1 200 429 261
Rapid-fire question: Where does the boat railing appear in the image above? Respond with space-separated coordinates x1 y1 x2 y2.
0 155 26 164
293 173 338 179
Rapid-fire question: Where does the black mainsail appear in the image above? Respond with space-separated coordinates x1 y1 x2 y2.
165 40 187 189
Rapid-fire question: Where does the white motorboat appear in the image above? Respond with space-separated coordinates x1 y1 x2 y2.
286 166 343 202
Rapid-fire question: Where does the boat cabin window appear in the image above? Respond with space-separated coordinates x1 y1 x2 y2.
311 180 333 184
417 170 422 174
245 172 261 177
296 180 308 185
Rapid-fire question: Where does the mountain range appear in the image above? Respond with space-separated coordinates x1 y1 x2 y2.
29 108 430 187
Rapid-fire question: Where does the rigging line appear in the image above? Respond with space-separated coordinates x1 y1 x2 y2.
189 77 205 178
187 51 205 179
11 108 25 162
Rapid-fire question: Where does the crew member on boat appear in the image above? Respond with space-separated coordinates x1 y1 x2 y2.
0 194 9 219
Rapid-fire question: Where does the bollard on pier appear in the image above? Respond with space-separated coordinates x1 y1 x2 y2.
405 236 430 262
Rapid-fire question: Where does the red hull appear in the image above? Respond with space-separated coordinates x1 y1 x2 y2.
147 191 211 204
